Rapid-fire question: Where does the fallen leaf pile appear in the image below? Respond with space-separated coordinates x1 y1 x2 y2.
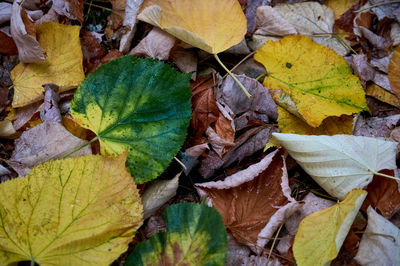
0 0 400 265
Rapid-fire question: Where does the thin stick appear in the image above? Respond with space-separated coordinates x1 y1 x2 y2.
174 157 187 172
372 171 400 181
214 54 251 98
83 2 112 11
8 85 14 90
221 51 256 80
355 1 400 13
60 136 98 159
266 223 284 264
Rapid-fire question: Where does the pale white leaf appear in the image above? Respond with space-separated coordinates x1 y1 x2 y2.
355 206 400 265
142 172 180 219
272 133 398 199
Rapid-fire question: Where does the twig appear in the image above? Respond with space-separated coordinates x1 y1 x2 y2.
355 1 400 13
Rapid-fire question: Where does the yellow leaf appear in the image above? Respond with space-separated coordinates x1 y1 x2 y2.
277 106 353 135
325 0 359 19
293 189 367 266
0 154 143 265
366 83 400 109
389 45 400 99
138 0 246 54
254 35 368 127
11 22 85 107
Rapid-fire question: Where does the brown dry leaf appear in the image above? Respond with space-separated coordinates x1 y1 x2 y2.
244 0 264 35
11 101 41 131
34 8 58 26
80 29 107 73
40 83 61 123
389 45 400 98
8 121 92 176
105 0 126 40
130 26 175 60
366 83 400 108
52 0 83 23
190 78 220 140
216 75 278 130
0 29 18 55
10 0 45 63
62 114 89 140
205 126 235 157
351 54 392 92
196 149 301 253
353 114 400 137
369 0 400 21
200 125 277 178
362 169 400 218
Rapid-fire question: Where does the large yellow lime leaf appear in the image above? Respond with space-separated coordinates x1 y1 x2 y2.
293 189 367 266
11 22 85 107
277 106 353 135
0 154 143 265
254 35 368 127
138 0 246 54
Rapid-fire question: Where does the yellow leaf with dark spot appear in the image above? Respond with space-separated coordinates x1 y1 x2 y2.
254 35 368 127
11 22 85 107
277 106 353 135
294 189 367 266
138 0 246 54
0 154 143 265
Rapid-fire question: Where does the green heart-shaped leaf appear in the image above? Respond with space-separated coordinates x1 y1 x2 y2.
125 202 228 266
71 56 192 183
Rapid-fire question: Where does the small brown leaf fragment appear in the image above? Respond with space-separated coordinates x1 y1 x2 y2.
40 83 61 123
80 29 107 73
205 127 235 157
0 29 18 55
196 149 301 253
190 78 220 141
362 169 400 218
334 0 368 34
52 0 84 23
130 27 175 60
170 47 197 80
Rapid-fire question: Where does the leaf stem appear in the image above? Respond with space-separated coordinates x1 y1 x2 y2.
355 1 400 13
60 136 98 159
372 171 400 181
267 223 283 263
214 53 251 98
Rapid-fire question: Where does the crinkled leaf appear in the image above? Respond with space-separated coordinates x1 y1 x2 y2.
0 154 143 265
196 149 301 253
11 22 85 107
272 133 397 199
294 189 367 266
71 56 192 183
254 35 368 127
125 202 227 266
138 0 246 54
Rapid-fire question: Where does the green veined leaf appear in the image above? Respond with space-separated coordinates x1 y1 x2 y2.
71 56 192 183
125 202 228 266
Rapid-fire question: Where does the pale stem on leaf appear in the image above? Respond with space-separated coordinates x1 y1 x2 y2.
371 171 400 181
60 136 99 159
213 53 252 98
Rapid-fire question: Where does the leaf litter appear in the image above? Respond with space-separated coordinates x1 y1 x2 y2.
1 0 400 265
